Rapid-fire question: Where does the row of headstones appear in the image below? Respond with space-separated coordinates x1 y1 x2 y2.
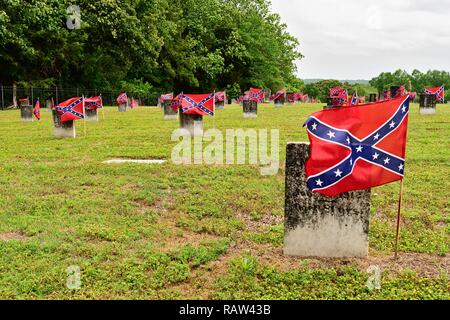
18 101 99 138
366 88 436 115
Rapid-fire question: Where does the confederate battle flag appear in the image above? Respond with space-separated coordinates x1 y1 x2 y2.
56 97 85 123
180 93 215 116
304 95 411 197
117 92 128 105
85 96 103 110
33 99 41 120
424 85 445 102
215 91 226 102
248 88 264 103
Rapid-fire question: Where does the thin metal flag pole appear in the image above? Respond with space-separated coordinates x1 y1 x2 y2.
213 91 216 130
82 95 87 137
100 94 105 120
394 179 404 259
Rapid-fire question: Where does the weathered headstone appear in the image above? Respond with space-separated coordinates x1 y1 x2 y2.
179 109 203 136
243 100 257 118
85 108 98 122
274 97 285 107
19 100 33 122
52 110 76 138
46 99 52 112
163 99 178 120
215 100 225 110
264 89 271 103
118 103 127 112
369 93 377 103
284 142 371 258
419 94 436 115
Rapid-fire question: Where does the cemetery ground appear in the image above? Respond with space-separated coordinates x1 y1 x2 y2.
0 104 448 300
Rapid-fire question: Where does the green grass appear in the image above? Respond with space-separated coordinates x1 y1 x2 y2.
0 103 448 299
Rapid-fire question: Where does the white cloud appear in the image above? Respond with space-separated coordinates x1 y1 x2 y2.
270 0 450 79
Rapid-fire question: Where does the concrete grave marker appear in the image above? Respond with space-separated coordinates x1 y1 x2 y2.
179 108 203 136
243 100 257 118
215 100 225 110
118 103 127 112
19 100 33 122
369 93 377 103
284 142 371 258
85 108 98 122
52 110 76 138
163 99 178 120
419 94 436 115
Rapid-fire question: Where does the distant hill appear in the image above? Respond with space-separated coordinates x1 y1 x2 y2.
303 79 370 85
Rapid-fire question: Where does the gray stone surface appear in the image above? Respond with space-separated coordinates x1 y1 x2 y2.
284 142 371 258
118 104 127 112
215 101 225 110
20 104 33 122
243 100 257 118
85 108 98 122
52 110 76 138
419 94 436 115
274 98 285 107
179 109 203 136
163 100 178 120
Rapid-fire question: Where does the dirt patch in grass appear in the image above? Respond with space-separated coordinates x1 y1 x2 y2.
0 232 30 241
236 211 283 232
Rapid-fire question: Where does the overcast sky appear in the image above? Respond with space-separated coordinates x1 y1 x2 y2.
270 0 450 80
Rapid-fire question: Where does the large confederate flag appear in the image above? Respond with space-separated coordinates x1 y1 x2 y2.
304 95 411 197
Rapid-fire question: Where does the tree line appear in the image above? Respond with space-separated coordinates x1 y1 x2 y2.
369 69 450 101
0 0 302 99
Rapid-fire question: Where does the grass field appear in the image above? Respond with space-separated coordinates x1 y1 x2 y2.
0 103 448 299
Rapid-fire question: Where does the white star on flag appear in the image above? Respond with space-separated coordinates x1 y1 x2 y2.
373 153 380 160
327 131 335 139
384 158 391 165
334 169 343 177
316 179 323 187
374 133 380 140
312 123 317 130
389 121 396 128
398 164 404 171
356 145 363 152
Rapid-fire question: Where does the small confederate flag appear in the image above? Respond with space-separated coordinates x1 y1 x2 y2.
271 90 285 101
159 93 174 106
56 97 85 123
350 92 359 106
85 96 103 111
180 93 215 116
424 85 445 102
249 88 264 103
117 92 128 104
130 98 137 109
215 91 226 102
170 93 183 111
304 95 410 197
33 99 41 120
